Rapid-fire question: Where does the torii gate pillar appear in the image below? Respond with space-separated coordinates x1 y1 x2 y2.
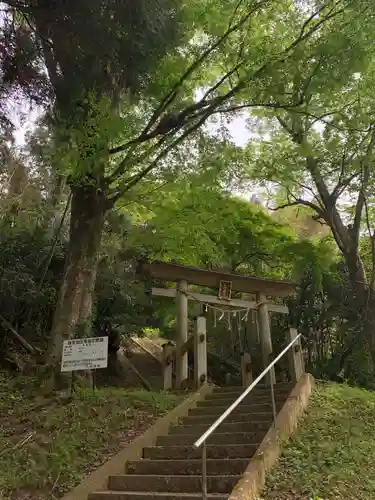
176 279 188 388
257 292 276 385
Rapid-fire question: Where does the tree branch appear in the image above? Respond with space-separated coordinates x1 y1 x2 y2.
201 60 246 102
109 0 345 164
276 115 293 135
2 0 30 10
109 93 302 169
352 126 375 247
305 151 351 255
139 0 270 137
298 1 340 41
364 195 375 293
288 99 364 133
104 0 348 204
272 199 327 219
330 172 360 203
0 314 37 355
111 111 213 201
284 111 350 251
227 0 247 30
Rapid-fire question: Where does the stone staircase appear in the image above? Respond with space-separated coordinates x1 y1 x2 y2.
122 339 163 390
88 382 294 499
132 336 243 387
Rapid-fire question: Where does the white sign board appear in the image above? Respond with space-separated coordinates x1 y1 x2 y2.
61 336 108 372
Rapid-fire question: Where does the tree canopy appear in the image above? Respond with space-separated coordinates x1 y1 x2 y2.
2 0 375 388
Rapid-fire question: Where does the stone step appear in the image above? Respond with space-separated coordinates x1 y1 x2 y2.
211 383 293 394
132 368 161 377
156 431 264 447
179 412 272 426
211 386 243 393
108 474 240 494
89 491 227 499
142 370 162 376
169 419 271 435
126 458 249 476
130 366 160 375
143 443 258 460
130 361 160 370
205 392 290 403
188 404 275 416
204 391 287 402
196 398 283 409
87 383 296 500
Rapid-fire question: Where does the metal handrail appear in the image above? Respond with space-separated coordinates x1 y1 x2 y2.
194 333 301 449
193 333 301 500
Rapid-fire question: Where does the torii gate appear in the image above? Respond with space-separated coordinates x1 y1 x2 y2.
141 261 300 389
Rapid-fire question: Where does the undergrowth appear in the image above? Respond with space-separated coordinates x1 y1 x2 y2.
0 374 182 500
263 382 375 500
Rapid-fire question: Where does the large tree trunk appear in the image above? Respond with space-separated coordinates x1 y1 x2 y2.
43 173 67 233
46 185 108 386
355 285 375 372
344 249 375 375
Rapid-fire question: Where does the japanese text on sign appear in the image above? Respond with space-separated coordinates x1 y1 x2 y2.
61 336 108 372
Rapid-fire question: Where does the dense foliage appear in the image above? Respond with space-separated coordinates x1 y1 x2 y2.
1 0 375 388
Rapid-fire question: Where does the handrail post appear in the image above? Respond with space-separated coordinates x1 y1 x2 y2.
288 327 304 382
270 376 277 426
201 441 207 500
268 353 277 425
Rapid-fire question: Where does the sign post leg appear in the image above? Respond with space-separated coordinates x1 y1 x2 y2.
70 371 76 399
